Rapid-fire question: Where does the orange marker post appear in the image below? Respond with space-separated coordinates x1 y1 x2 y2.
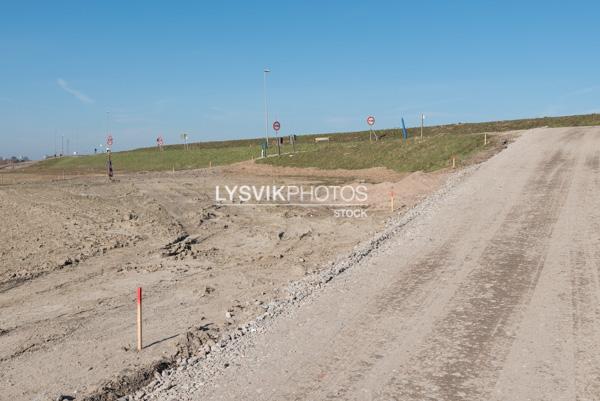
136 287 142 351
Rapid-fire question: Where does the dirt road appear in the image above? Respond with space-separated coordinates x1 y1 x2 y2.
144 127 600 401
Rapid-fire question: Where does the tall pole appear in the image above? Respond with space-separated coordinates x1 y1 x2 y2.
106 111 112 179
421 113 424 139
263 68 270 153
275 120 281 156
106 111 110 139
61 135 64 156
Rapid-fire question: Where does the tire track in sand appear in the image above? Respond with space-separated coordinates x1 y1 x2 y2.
382 149 575 400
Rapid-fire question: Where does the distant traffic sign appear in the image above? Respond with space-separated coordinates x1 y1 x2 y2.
107 135 113 146
157 136 164 146
273 121 281 131
367 116 375 126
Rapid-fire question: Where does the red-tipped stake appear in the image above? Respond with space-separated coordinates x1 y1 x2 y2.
136 287 142 351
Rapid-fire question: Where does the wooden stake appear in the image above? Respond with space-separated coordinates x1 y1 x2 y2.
390 191 395 212
209 161 212 168
452 157 456 169
136 287 142 352
484 133 487 145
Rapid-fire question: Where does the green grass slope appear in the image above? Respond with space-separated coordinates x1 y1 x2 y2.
258 134 486 172
28 113 600 174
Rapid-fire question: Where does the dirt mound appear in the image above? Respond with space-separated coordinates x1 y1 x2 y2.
224 159 406 183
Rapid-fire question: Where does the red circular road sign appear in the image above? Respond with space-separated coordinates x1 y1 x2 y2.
367 116 375 126
273 121 281 131
107 135 113 146
157 136 164 145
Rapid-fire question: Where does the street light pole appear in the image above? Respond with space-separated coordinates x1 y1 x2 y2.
263 68 270 153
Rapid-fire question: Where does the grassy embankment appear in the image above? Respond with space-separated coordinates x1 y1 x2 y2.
258 133 485 172
26 113 600 174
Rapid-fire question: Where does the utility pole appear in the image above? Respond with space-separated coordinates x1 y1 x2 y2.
106 111 111 146
263 68 270 153
421 114 425 140
61 135 64 156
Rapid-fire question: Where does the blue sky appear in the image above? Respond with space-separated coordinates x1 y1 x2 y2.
1 1 599 159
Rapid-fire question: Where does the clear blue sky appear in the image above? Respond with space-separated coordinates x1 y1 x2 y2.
1 1 599 159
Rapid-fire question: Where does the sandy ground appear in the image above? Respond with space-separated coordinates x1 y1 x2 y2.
0 159 449 400
136 126 600 401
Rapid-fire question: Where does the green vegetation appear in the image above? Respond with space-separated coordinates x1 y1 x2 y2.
27 113 600 174
29 146 254 173
258 134 486 172
298 113 600 143
28 143 306 174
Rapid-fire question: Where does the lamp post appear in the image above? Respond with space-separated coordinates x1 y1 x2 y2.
106 111 110 138
263 68 270 153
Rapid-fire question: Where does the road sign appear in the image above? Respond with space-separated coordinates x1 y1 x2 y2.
273 121 281 131
367 116 375 126
157 136 164 146
107 135 113 146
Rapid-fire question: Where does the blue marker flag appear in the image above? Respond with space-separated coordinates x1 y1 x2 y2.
401 118 408 140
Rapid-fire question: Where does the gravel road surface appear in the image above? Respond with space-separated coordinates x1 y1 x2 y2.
145 127 600 401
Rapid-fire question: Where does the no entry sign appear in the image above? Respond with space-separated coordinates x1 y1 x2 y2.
367 116 375 126
107 135 113 146
273 121 281 131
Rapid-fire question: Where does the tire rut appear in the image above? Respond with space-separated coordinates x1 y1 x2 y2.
382 149 575 400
